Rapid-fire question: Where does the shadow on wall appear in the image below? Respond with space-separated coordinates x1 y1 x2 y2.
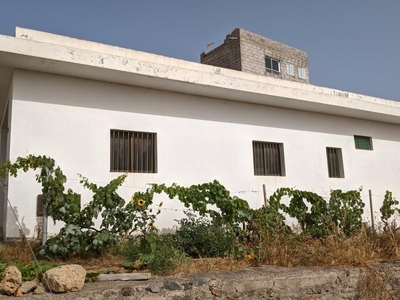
15 71 400 143
7 205 30 238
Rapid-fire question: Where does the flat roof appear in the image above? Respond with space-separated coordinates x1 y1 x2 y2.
0 27 400 124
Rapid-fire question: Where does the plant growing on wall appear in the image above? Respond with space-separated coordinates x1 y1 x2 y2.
263 187 365 238
148 181 252 226
0 155 159 257
380 190 399 229
329 188 364 236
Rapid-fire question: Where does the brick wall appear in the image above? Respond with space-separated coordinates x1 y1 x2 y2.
200 28 309 83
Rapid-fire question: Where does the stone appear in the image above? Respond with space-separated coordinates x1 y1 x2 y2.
0 266 22 295
33 284 45 295
120 286 135 296
89 294 104 300
96 272 151 281
149 282 160 293
163 279 181 291
20 280 37 294
210 286 222 297
103 289 119 297
190 277 206 286
142 296 167 300
14 288 23 297
42 264 86 293
183 283 192 291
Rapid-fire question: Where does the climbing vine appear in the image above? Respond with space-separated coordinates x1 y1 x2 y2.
380 190 399 229
0 155 385 259
263 187 365 238
0 155 159 257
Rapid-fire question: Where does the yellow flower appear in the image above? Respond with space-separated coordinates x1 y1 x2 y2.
138 199 145 207
159 201 164 207
245 253 255 260
130 195 135 203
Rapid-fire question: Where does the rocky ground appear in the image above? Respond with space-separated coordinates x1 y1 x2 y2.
0 263 399 299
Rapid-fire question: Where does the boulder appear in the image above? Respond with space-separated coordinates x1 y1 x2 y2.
42 264 86 293
0 266 22 295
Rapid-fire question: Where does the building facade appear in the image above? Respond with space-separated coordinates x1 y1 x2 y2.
0 28 399 239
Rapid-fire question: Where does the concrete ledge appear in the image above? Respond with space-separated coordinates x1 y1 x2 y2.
22 263 400 299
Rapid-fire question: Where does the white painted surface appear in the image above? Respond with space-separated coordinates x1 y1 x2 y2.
0 28 400 127
6 70 400 237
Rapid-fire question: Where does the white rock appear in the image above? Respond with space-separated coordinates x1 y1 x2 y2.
20 280 37 294
42 264 86 293
0 266 22 295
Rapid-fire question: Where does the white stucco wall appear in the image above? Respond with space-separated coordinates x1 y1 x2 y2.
6 70 400 237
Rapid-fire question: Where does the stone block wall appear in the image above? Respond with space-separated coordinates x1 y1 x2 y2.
200 28 310 83
200 30 241 72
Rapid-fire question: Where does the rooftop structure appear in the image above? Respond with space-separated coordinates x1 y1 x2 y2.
201 28 309 83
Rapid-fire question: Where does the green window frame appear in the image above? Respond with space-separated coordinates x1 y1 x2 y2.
354 135 373 150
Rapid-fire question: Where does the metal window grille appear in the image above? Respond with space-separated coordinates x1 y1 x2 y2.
253 141 285 176
265 56 280 75
110 130 157 173
326 147 344 178
354 135 373 150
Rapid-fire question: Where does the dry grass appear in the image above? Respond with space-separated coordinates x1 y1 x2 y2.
0 240 41 263
173 257 255 275
62 252 126 273
359 264 399 300
0 228 399 278
257 231 385 268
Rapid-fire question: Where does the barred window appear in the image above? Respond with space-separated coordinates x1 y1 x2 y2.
253 141 285 176
326 147 344 178
110 130 157 173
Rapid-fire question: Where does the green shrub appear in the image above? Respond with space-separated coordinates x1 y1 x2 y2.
329 188 364 236
123 233 187 275
176 213 235 258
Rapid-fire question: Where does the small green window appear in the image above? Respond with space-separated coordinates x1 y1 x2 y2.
354 136 373 150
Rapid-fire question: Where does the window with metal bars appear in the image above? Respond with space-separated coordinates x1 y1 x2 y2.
326 147 344 178
253 141 285 176
265 56 280 75
110 130 157 173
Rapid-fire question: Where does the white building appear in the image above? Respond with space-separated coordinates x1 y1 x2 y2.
0 27 399 239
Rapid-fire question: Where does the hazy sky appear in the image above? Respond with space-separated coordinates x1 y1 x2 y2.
1 1 399 101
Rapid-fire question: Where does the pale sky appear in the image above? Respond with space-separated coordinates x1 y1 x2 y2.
1 0 399 100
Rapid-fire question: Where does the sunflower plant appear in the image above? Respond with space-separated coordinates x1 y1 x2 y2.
0 155 162 257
